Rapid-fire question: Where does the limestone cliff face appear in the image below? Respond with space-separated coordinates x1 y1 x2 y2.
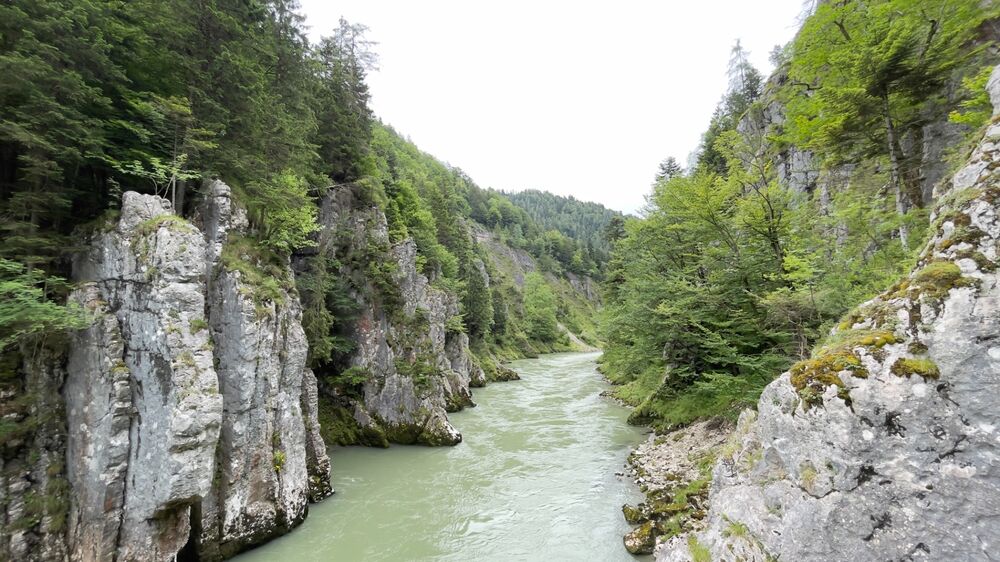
195 181 332 560
753 67 963 206
658 67 1000 562
313 186 484 446
52 184 331 562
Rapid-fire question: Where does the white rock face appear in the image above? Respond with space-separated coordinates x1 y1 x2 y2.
68 191 223 561
658 68 1000 562
63 184 331 562
989 65 1000 116
196 181 331 560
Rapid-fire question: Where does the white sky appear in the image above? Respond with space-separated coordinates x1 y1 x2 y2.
299 1 805 213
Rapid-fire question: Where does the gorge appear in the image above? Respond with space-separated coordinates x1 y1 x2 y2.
3 1 1000 561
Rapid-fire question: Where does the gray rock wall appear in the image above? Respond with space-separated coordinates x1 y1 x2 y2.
196 182 331 560
314 187 484 446
57 184 331 562
657 65 1000 562
68 191 223 562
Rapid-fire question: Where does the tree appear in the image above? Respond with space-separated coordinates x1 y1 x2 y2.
785 0 992 248
0 259 86 354
696 40 765 175
314 18 377 182
654 157 684 183
462 256 493 338
523 273 558 342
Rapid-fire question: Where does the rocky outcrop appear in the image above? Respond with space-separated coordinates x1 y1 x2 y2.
471 222 537 287
1 344 72 562
68 192 223 561
621 421 732 555
313 186 484 446
657 66 1000 562
57 184 331 562
195 181 331 560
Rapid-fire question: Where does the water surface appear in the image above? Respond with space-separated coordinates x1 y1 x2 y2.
236 352 647 561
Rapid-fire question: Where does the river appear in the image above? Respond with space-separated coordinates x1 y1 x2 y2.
235 351 647 561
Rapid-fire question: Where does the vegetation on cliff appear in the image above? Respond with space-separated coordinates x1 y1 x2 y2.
599 0 998 430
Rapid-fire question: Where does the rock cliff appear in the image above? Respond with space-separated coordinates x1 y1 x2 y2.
307 186 484 447
1 183 334 562
657 66 1000 562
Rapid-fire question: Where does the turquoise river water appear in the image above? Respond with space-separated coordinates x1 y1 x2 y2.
235 351 648 561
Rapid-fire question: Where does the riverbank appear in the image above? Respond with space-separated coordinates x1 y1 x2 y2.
620 419 734 555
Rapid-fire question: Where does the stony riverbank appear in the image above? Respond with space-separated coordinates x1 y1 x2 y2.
620 419 734 555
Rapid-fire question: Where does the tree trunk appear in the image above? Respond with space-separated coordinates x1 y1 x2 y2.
883 92 909 250
176 178 188 215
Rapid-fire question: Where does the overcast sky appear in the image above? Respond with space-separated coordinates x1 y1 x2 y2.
299 1 805 213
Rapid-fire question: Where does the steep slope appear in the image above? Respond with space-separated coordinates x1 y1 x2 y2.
657 65 1000 562
301 178 605 448
9 184 333 562
302 184 481 447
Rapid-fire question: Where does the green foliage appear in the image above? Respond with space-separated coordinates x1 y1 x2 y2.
949 65 997 128
502 189 622 274
394 353 439 390
0 259 87 354
370 124 462 278
688 536 711 562
445 314 467 335
523 273 559 342
220 235 292 306
298 256 359 369
461 257 492 338
326 366 370 394
784 0 993 242
241 171 318 254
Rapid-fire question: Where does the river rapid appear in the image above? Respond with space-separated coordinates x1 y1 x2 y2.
235 351 647 561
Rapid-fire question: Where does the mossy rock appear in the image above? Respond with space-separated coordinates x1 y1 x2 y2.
890 357 941 380
952 248 998 272
487 364 521 382
317 401 388 448
791 329 900 406
908 260 977 300
444 391 474 413
135 213 197 237
790 350 864 406
623 521 657 555
622 503 646 525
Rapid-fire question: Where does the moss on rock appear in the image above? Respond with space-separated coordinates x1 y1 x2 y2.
623 521 657 555
791 329 902 406
316 400 389 448
909 260 976 300
891 357 941 380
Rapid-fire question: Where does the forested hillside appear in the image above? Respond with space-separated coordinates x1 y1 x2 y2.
503 189 623 272
600 0 999 430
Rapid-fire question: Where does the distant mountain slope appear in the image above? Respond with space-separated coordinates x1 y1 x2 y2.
503 189 623 260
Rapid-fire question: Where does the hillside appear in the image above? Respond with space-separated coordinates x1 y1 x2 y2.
503 189 624 267
3 1 999 561
600 0 1000 431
